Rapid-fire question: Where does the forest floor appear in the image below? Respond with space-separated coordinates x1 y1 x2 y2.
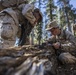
0 45 76 75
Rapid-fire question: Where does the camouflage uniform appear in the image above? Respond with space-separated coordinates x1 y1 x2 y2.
46 21 76 64
0 1 37 49
58 29 76 64
57 29 76 51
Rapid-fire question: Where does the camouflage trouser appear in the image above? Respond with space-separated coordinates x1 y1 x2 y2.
0 12 18 49
58 52 76 64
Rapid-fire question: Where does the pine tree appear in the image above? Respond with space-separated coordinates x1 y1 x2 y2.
47 0 57 21
57 0 75 32
36 0 43 45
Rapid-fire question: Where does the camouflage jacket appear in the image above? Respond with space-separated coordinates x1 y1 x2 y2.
0 3 37 46
48 29 76 52
0 0 37 27
0 3 37 34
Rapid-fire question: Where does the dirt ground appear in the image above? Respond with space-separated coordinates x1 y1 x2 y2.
0 45 76 75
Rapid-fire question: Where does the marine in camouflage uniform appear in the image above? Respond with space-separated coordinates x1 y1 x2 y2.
0 0 42 49
46 20 76 64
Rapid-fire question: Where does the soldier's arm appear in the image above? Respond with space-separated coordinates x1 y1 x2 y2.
22 4 36 25
61 42 76 52
61 30 76 51
65 30 76 46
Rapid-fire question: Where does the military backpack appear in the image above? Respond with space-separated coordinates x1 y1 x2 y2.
0 0 28 11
